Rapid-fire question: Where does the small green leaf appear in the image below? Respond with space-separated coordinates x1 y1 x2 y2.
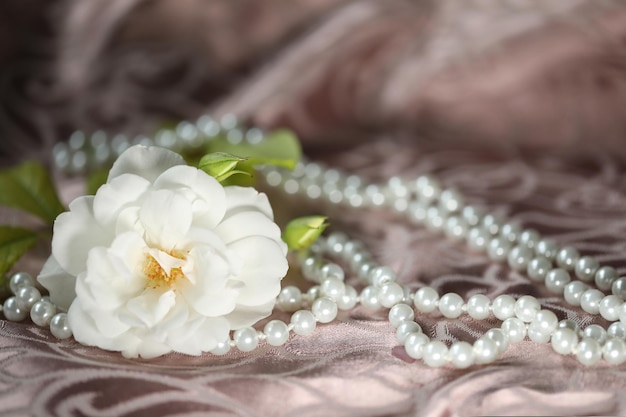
87 168 109 195
282 216 329 251
0 226 39 277
0 161 65 224
198 152 253 183
206 129 302 171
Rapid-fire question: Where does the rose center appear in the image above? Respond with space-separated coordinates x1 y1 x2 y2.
143 251 186 289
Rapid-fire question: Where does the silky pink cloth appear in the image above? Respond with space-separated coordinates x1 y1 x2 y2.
4 138 626 416
1 1 626 416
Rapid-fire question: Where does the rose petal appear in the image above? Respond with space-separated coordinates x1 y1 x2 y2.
227 236 288 306
93 173 151 227
108 145 185 183
224 186 274 219
52 196 114 276
225 300 276 329
68 300 140 354
214 210 282 245
125 289 177 328
79 239 145 307
167 316 229 355
37 255 76 311
178 246 239 316
139 189 192 251
153 165 227 229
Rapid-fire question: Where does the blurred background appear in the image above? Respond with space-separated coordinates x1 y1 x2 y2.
0 0 625 166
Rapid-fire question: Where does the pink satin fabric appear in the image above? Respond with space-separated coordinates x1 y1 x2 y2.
1 1 626 416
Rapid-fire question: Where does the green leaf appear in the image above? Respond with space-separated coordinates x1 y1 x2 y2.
0 161 65 224
87 168 109 195
0 226 39 277
198 152 253 183
206 129 302 171
282 216 329 251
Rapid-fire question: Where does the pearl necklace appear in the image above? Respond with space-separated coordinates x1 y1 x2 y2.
3 115 626 367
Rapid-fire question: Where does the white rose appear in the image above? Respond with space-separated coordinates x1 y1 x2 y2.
38 145 288 358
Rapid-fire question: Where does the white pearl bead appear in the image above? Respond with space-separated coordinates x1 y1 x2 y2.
507 245 533 271
485 328 509 354
264 320 290 346
544 268 571 294
574 256 599 282
439 189 464 213
444 216 468 241
438 293 464 319
603 338 626 365
210 340 231 355
357 262 375 283
500 222 521 244
408 202 427 225
551 328 578 354
277 286 302 312
536 238 559 260
415 175 441 202
30 299 56 326
404 332 430 359
425 207 445 231
320 277 345 301
608 322 626 339
527 257 551 282
558 319 580 333
481 214 502 235
473 338 499 364
576 337 602 366
492 295 516 320
583 324 607 344
423 341 449 367
580 289 604 315
370 266 397 287
612 277 626 299
320 262 345 281
527 326 551 343
531 309 558 335
514 295 540 323
234 327 259 352
466 294 490 320
306 286 321 303
487 237 512 262
9 272 35 295
388 304 415 327
461 205 484 227
414 287 439 313
379 283 404 308
556 246 579 271
599 295 622 321
50 313 72 339
290 310 317 335
337 285 358 310
501 317 527 343
595 266 617 292
2 296 27 321
518 229 540 249
563 281 590 307
360 286 381 310
312 297 338 323
467 227 490 251
350 253 370 274
396 321 422 344
449 341 475 369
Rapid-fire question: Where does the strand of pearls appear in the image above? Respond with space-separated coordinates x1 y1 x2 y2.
258 160 626 367
1 272 72 339
52 114 263 175
10 115 626 366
